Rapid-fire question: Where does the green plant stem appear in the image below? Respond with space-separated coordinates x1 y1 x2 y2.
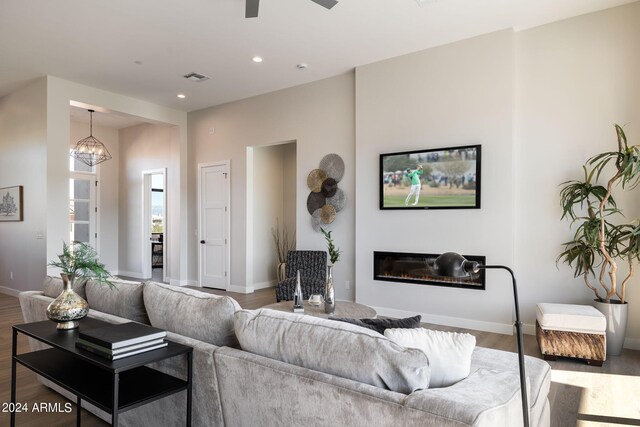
598 171 622 302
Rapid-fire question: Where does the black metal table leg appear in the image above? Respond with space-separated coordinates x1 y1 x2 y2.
76 395 81 427
10 328 17 427
186 351 192 427
112 373 119 426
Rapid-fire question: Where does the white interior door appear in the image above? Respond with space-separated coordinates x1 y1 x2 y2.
199 162 230 289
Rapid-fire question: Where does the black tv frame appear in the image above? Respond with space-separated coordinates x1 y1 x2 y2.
379 144 481 210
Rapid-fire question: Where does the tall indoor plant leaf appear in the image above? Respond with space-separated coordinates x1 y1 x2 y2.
557 124 640 303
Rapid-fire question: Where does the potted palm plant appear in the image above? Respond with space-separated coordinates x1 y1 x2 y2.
558 124 640 355
47 241 113 330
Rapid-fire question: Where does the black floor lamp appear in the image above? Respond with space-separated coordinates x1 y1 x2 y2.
433 252 529 427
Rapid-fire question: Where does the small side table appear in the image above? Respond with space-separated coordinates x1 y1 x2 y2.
11 318 193 426
262 300 377 319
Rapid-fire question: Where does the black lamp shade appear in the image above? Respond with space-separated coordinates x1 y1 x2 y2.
434 252 479 278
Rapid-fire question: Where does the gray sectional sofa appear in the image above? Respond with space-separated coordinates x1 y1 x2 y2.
19 277 551 427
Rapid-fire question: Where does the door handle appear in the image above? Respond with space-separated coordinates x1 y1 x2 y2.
200 240 205 244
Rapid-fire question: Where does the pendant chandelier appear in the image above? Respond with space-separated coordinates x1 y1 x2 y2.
70 109 112 166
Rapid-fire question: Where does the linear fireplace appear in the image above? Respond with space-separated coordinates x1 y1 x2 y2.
373 251 486 290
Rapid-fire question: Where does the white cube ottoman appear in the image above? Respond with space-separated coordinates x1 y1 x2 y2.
536 303 606 366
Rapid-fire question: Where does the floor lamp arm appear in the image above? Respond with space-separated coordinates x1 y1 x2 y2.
480 265 530 427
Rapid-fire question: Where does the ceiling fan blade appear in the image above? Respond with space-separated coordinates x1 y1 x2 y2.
309 0 338 10
246 0 259 18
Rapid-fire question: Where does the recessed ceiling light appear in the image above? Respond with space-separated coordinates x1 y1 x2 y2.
252 56 263 63
177 94 186 99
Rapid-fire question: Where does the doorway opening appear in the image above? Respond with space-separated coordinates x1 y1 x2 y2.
142 169 167 282
246 141 297 293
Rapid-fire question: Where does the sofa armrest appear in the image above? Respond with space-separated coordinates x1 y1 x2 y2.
19 291 50 323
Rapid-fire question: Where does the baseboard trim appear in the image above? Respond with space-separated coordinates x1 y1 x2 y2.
228 285 254 294
0 285 22 297
253 280 275 290
116 270 145 280
167 279 197 287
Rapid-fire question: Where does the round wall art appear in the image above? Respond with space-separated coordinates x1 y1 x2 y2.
307 153 346 231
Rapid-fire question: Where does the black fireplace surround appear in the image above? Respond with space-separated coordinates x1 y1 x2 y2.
373 251 486 290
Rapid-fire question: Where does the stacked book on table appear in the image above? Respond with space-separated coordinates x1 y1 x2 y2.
76 322 167 360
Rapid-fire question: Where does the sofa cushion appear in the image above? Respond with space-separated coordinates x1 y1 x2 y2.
234 308 430 394
143 281 240 347
85 278 150 325
385 328 476 388
43 275 87 300
331 315 422 334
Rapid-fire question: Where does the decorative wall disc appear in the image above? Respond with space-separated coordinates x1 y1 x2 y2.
320 204 336 224
319 154 345 182
307 169 327 193
306 192 326 215
311 208 322 232
321 178 338 197
326 188 345 212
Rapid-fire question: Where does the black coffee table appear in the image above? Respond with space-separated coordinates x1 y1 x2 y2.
11 318 192 426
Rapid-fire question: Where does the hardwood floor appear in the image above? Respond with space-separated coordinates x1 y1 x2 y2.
2 290 639 426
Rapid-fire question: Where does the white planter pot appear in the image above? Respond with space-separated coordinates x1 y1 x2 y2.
593 299 628 356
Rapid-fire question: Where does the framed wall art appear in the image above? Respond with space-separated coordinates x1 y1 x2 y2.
0 186 24 221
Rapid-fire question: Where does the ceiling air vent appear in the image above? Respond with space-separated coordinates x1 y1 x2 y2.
183 72 210 82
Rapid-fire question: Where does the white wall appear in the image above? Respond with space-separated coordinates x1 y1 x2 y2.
354 3 640 347
118 123 180 281
514 2 640 347
282 143 297 239
188 74 355 297
251 142 297 288
0 78 47 295
70 120 119 272
355 30 516 333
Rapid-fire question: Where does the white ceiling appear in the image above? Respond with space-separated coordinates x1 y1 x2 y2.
0 0 636 113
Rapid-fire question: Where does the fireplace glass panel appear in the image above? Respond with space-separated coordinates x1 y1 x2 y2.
373 251 485 290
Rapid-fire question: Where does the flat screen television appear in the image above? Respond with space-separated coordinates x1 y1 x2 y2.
380 144 481 210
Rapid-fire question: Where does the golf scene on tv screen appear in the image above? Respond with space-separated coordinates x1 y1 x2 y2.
380 144 481 210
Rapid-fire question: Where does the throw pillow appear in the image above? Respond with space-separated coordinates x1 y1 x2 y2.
331 315 421 335
384 328 475 388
